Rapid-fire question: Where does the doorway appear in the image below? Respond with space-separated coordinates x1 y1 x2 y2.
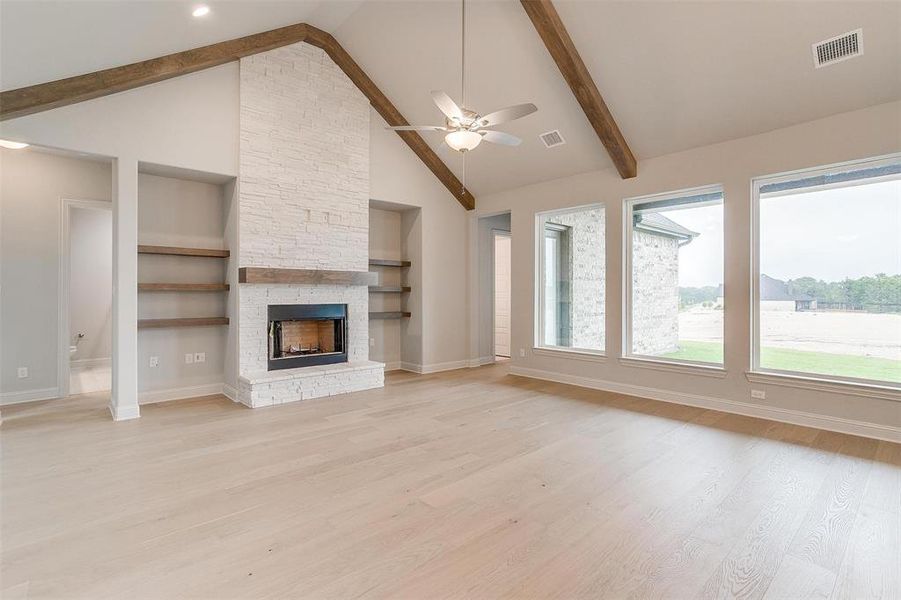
60 199 113 397
493 231 512 359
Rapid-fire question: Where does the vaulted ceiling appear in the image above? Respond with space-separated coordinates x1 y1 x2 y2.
2 0 899 197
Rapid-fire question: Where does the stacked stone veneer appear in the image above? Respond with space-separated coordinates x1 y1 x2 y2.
546 207 606 350
237 42 382 407
631 230 680 355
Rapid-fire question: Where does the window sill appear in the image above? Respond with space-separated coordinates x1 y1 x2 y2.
532 346 607 363
746 371 901 401
619 356 727 378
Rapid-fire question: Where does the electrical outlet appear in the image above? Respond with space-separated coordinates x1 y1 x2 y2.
750 389 766 400
519 348 525 357
185 353 194 365
17 367 28 378
149 356 160 368
370 338 376 348
194 352 205 364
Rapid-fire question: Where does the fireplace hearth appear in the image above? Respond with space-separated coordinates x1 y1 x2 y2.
268 304 347 370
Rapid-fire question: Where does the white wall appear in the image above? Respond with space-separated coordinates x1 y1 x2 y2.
474 100 901 435
370 112 471 370
0 65 239 176
69 206 112 362
0 149 112 400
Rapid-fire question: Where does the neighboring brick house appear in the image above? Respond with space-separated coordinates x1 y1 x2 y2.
543 209 696 356
545 207 606 350
631 213 698 355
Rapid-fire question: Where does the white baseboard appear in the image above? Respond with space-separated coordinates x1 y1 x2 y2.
222 384 239 403
71 357 111 370
383 361 403 372
139 383 225 405
109 401 140 421
468 356 496 367
400 360 471 375
0 387 60 406
509 366 901 444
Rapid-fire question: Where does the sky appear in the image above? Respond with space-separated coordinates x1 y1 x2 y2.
760 179 901 282
660 178 901 287
659 203 723 288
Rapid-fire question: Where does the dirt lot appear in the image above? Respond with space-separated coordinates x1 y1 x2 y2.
679 307 901 360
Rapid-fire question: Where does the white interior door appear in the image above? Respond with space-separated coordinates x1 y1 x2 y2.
494 232 512 358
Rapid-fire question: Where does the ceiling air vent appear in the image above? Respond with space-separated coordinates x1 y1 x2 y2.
539 130 565 148
813 29 863 68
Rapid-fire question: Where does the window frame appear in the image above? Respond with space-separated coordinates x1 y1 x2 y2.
622 183 726 371
750 153 901 390
533 203 606 357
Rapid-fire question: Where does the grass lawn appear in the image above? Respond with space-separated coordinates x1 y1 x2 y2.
662 341 901 384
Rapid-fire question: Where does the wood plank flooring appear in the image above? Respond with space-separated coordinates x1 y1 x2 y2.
1 364 898 599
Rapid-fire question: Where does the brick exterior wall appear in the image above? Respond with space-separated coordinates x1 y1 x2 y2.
546 207 605 350
237 42 380 406
631 230 680 355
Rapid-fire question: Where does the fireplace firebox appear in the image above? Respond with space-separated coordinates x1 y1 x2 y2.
268 304 348 370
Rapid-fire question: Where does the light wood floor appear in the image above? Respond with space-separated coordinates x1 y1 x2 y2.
2 364 899 599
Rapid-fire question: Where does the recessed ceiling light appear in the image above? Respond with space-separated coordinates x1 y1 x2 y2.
192 5 210 17
0 139 29 150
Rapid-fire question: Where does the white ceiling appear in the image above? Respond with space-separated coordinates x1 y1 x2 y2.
3 0 899 198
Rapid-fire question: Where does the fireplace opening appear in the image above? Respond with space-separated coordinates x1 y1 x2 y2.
268 304 347 370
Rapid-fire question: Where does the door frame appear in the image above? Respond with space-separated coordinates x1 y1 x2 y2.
491 229 512 359
58 198 113 398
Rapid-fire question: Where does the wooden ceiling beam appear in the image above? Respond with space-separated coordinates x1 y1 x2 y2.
520 0 637 179
0 23 475 209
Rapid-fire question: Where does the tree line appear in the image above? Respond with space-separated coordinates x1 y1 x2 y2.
679 274 901 311
787 274 901 308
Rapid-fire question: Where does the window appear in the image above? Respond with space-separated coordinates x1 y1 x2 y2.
625 186 724 366
753 155 901 387
536 205 605 353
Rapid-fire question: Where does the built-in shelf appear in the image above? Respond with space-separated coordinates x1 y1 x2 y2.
369 286 411 293
369 259 411 268
138 283 230 292
369 311 411 319
138 245 230 258
138 317 229 329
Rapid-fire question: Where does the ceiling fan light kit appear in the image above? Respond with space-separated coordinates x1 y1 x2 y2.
385 0 537 154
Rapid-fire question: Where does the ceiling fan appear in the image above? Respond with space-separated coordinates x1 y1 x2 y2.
386 0 537 153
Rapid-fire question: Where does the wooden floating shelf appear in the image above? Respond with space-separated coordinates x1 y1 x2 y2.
369 312 411 320
138 283 229 292
239 267 377 286
369 259 411 268
369 286 411 293
138 317 229 329
138 245 230 258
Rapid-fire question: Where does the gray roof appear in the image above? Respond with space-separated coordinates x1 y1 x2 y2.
760 274 814 302
634 212 698 241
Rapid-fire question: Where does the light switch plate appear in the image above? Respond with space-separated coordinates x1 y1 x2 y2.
17 367 28 378
149 356 160 368
185 353 194 364
194 352 205 363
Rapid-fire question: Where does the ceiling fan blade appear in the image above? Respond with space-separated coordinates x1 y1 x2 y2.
480 130 522 146
430 90 464 121
479 103 537 127
385 125 448 132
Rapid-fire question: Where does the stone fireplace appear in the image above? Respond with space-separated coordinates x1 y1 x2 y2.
234 41 384 408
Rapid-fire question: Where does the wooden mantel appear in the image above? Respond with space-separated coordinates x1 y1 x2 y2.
239 267 378 286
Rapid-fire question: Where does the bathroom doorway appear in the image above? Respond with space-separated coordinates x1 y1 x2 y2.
60 199 113 396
